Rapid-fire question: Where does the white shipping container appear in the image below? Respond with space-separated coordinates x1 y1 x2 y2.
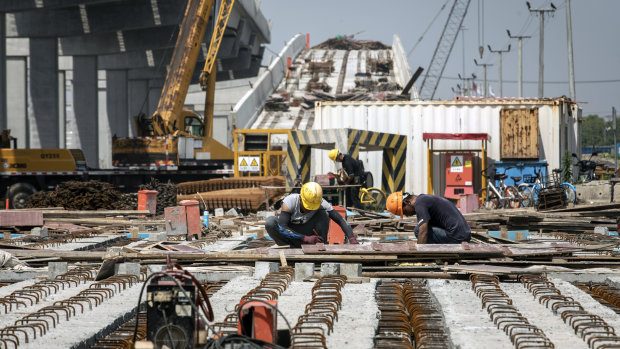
313 98 580 195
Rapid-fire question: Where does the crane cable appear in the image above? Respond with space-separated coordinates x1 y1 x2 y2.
407 0 451 58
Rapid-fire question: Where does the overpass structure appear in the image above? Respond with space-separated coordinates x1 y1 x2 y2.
0 0 270 167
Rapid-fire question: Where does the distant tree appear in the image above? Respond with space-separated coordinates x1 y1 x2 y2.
581 114 606 147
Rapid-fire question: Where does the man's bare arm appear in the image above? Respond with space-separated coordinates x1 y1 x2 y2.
417 222 429 244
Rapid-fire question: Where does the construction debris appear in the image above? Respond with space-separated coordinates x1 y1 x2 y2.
312 37 390 50
25 180 124 210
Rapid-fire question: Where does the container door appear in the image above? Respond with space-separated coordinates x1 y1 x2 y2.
500 108 539 160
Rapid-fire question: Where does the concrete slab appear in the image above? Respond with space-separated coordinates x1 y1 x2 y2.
275 281 313 332
209 275 262 323
0 270 46 282
0 279 37 297
428 279 512 349
551 277 620 330
326 279 379 348
19 282 144 349
502 283 588 349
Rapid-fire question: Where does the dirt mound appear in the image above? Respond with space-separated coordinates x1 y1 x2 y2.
25 180 123 210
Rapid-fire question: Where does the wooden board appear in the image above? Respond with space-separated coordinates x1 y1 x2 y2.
500 107 539 159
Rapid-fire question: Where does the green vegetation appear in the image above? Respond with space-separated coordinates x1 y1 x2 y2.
581 114 619 148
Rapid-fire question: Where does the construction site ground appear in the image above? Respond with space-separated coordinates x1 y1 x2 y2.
2 187 620 348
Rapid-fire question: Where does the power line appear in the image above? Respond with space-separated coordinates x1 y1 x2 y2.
442 76 620 84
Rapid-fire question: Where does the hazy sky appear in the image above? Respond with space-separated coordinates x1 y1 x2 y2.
259 0 619 118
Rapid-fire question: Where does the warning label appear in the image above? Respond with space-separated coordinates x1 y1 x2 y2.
450 155 463 173
238 156 260 172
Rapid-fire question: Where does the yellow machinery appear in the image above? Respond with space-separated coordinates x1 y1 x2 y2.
233 129 289 177
113 0 235 166
0 148 86 173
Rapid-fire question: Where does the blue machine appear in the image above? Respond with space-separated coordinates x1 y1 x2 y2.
492 160 548 187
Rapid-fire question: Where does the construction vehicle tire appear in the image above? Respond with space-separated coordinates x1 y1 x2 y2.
8 183 37 209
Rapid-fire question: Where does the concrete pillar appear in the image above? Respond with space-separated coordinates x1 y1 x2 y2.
320 263 340 276
294 263 315 281
48 262 68 279
106 70 129 138
58 71 66 148
0 13 6 130
115 262 141 277
73 56 98 165
128 79 148 136
254 261 279 279
340 263 362 278
29 38 59 148
6 57 28 148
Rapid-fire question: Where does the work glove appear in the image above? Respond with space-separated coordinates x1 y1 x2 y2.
348 236 359 245
302 235 323 245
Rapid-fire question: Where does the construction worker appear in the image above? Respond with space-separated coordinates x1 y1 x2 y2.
386 192 471 244
265 182 359 247
328 149 364 209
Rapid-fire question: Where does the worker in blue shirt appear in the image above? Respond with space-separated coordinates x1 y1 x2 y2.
386 191 471 244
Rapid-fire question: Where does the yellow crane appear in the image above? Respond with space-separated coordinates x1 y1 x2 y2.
113 0 235 165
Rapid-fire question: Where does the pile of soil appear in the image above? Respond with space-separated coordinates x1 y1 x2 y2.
25 180 124 210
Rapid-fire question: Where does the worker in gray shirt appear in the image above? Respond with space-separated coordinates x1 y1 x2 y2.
265 182 359 247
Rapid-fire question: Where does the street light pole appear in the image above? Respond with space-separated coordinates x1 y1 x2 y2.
488 44 511 97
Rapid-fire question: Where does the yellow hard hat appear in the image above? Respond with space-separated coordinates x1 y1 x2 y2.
300 182 323 211
328 149 340 162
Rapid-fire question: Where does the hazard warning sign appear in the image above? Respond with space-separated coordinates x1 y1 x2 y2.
450 155 463 173
238 156 260 172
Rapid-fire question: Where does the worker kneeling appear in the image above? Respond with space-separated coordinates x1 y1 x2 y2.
265 182 359 247
386 192 471 244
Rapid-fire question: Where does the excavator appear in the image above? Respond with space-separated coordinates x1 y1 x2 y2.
112 0 235 166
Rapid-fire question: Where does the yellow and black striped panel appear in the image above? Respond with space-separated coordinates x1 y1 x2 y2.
347 130 407 193
287 129 406 192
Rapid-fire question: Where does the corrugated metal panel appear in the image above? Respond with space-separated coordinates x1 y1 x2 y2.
314 99 580 195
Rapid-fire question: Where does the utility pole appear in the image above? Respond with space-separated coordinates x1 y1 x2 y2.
458 73 476 96
565 0 576 100
474 59 492 97
613 107 617 174
487 44 511 97
460 26 468 78
527 1 556 98
507 30 531 98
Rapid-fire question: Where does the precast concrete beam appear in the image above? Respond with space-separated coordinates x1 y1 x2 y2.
0 0 121 13
73 55 98 165
60 25 178 56
97 49 173 70
29 38 59 148
9 0 187 38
